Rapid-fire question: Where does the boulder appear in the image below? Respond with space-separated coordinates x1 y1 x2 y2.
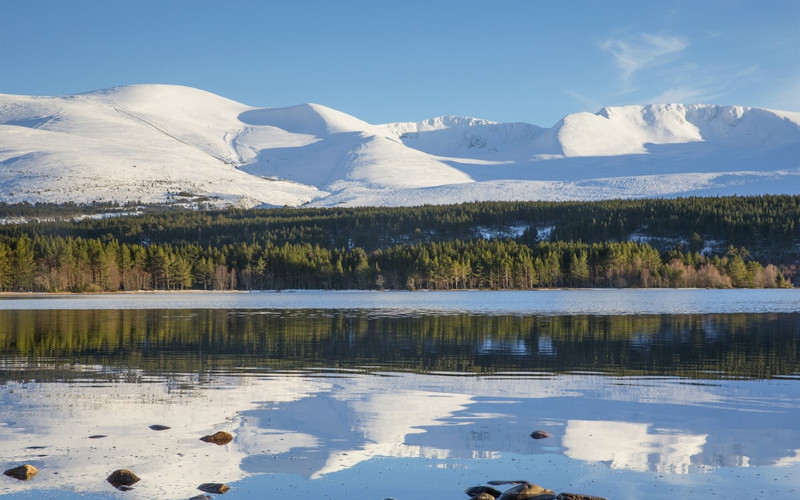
198 483 230 494
3 464 39 480
465 485 502 498
498 483 556 500
106 469 140 488
200 431 233 445
148 424 171 431
530 430 551 439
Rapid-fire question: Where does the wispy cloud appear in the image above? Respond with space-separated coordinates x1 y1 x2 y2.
645 64 762 105
600 34 688 89
564 89 602 113
646 86 725 105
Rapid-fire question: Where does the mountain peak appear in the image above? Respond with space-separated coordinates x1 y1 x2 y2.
238 102 371 136
0 85 797 208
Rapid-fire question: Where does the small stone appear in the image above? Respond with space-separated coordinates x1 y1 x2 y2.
88 435 107 439
498 483 556 500
149 424 171 431
106 469 140 488
465 485 502 498
4 464 39 480
117 485 134 491
200 431 233 445
530 430 551 439
198 483 230 494
557 494 609 500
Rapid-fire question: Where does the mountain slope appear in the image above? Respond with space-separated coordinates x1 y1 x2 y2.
1 84 798 207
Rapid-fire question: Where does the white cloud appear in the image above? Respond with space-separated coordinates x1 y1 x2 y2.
601 33 689 87
646 85 724 105
644 64 762 105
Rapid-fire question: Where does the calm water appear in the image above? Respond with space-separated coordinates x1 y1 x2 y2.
1 290 799 499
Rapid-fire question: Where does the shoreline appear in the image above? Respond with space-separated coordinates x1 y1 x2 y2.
0 286 796 298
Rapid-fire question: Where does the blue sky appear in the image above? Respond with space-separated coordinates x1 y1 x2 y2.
1 0 797 126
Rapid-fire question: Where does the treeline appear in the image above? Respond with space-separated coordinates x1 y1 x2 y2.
1 195 798 262
0 234 789 292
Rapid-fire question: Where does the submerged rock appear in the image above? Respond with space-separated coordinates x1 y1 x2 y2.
470 493 499 500
106 469 140 488
4 464 39 480
465 485 503 498
530 430 551 439
200 431 233 445
198 483 230 494
498 483 556 500
488 480 529 485
149 424 171 431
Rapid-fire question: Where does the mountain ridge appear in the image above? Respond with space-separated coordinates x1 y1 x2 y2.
1 84 798 208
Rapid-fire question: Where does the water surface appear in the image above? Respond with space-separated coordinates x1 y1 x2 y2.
1 290 799 499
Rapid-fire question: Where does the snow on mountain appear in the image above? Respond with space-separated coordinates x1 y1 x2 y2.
1 84 798 208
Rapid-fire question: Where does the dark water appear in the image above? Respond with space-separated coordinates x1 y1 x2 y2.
1 291 799 499
2 308 799 380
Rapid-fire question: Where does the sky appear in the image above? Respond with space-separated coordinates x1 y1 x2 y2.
1 0 798 126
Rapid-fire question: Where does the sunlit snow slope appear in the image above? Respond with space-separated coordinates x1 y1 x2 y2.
1 84 798 207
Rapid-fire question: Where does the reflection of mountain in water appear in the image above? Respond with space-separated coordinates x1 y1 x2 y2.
563 420 708 473
2 308 800 498
2 368 799 499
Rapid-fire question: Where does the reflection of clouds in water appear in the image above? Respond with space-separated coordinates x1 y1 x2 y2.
563 420 707 473
2 370 799 498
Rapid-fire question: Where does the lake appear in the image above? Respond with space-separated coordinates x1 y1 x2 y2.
1 289 799 499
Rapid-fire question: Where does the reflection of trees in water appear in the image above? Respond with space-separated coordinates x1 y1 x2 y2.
1 310 798 380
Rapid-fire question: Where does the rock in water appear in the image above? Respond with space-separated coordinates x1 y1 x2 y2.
530 430 551 439
148 424 171 431
106 469 140 488
198 483 230 494
200 431 233 445
4 464 39 480
465 485 503 497
498 483 556 500
471 494 499 500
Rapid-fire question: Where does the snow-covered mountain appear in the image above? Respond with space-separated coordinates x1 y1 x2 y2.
1 84 798 208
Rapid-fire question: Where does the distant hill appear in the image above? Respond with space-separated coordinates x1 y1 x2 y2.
1 84 798 207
